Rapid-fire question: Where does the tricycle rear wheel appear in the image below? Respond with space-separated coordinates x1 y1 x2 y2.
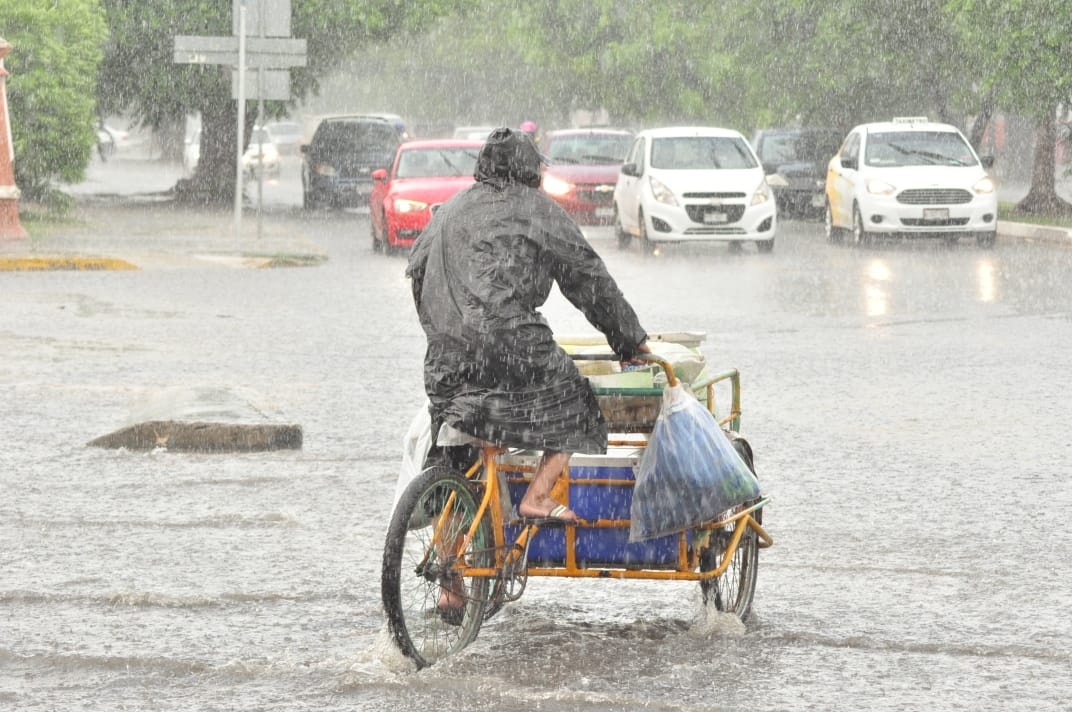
381 467 493 668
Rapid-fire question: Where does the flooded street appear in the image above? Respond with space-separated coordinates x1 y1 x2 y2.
2 158 1071 710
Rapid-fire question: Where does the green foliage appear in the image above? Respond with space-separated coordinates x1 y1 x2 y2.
97 0 464 202
1 0 105 199
949 0 1072 120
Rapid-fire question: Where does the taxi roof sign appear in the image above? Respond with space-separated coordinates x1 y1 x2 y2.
891 116 929 123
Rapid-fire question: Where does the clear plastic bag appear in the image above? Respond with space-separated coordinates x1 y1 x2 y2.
629 384 761 542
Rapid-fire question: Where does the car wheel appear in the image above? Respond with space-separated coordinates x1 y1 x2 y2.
638 210 656 256
852 204 873 248
824 200 843 243
755 238 775 253
976 231 996 248
614 207 632 250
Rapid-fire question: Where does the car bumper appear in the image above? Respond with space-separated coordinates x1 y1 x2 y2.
857 195 998 234
386 211 430 248
774 186 825 211
551 192 617 225
309 176 375 206
643 200 777 242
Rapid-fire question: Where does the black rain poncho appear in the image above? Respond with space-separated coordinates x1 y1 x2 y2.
406 128 647 454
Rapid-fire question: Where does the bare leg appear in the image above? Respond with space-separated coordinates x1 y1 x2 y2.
518 450 576 521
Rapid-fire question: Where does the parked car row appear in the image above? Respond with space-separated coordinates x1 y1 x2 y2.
313 114 998 255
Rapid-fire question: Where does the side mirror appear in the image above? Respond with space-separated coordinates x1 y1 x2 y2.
620 162 638 177
371 168 388 181
299 144 308 154
840 156 857 171
980 155 995 169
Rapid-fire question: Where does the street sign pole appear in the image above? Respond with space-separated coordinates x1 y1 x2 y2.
235 2 247 242
173 0 304 243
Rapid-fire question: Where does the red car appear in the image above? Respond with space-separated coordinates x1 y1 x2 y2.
539 128 634 225
369 139 484 251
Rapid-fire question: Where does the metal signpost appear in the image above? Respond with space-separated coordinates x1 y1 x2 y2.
174 0 306 240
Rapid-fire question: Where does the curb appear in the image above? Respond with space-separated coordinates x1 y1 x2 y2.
997 221 1072 246
0 256 138 271
0 252 326 271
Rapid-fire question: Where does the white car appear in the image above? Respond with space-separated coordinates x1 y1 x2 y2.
612 126 777 253
183 129 200 175
242 127 281 178
824 117 997 247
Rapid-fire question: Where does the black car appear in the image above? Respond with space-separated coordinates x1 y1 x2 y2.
301 115 403 209
751 127 843 218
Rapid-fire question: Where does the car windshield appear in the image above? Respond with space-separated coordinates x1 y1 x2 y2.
650 136 757 170
758 131 842 163
249 128 272 145
317 121 398 154
545 134 632 165
267 123 302 139
865 130 977 167
396 147 480 178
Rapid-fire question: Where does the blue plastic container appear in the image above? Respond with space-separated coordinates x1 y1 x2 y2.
499 448 685 567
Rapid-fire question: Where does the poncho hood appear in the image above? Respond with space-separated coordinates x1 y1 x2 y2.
474 127 546 189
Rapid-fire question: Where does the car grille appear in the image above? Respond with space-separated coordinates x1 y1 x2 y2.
900 217 970 227
685 204 745 224
897 189 973 205
682 192 747 199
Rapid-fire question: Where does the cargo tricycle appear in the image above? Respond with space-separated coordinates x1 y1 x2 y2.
381 352 773 669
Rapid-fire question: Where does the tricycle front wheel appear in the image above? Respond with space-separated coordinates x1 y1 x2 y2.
699 435 760 619
381 466 494 669
698 522 759 619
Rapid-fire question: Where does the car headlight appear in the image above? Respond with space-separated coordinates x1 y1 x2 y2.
394 198 428 213
973 176 996 194
765 173 789 188
648 176 678 206
865 178 896 195
314 163 336 176
542 173 572 197
751 179 772 206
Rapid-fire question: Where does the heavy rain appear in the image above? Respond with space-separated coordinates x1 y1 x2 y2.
1 2 1071 710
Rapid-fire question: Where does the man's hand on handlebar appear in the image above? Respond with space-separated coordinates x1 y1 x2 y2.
620 341 652 370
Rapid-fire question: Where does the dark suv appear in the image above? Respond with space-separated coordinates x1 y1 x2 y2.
301 115 402 209
751 127 843 218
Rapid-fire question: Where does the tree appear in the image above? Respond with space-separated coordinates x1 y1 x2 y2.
1 0 106 201
98 0 465 205
951 0 1072 214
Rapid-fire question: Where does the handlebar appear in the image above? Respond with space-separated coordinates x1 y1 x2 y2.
568 352 679 387
569 352 741 432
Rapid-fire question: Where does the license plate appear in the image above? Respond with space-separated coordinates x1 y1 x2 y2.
704 211 728 224
923 208 949 220
594 207 614 218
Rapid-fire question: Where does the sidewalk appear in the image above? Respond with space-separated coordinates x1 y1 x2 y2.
0 193 327 271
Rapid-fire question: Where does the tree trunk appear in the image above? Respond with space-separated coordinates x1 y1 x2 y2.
1017 110 1072 215
968 91 994 151
174 93 256 206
